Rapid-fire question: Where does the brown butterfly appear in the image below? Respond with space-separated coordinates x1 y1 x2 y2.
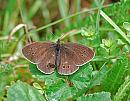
22 39 95 75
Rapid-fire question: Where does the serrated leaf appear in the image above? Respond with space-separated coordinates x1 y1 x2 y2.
7 81 45 101
60 87 77 101
29 64 73 100
102 54 128 95
29 64 64 86
29 62 108 100
90 63 108 87
123 22 130 31
45 79 72 101
71 63 108 100
77 92 111 101
70 64 93 89
113 76 130 101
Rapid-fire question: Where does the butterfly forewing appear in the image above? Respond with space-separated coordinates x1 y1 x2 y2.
37 47 56 74
22 42 54 63
58 46 80 75
64 43 95 66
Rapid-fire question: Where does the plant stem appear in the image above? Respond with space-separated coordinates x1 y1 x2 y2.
36 2 119 32
100 10 130 44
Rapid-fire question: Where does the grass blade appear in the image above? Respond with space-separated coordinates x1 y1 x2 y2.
100 10 130 44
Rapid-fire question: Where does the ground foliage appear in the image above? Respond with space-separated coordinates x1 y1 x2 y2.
0 0 130 101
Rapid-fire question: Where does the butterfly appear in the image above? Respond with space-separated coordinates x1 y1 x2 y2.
22 39 95 75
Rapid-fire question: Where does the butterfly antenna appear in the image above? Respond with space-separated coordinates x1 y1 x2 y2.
59 33 65 40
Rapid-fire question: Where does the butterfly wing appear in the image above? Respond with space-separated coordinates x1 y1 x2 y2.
22 42 54 64
57 46 80 75
22 42 56 74
37 47 56 74
64 43 95 66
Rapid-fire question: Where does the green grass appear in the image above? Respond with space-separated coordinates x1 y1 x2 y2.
0 0 130 101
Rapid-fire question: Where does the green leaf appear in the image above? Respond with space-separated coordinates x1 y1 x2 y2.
71 63 108 100
0 82 7 97
30 64 75 100
123 22 130 31
29 63 44 75
45 79 72 101
0 64 13 97
102 54 129 95
70 64 93 89
113 76 130 101
127 93 130 101
7 81 45 101
100 10 130 44
77 92 111 101
90 63 108 87
29 64 64 86
30 62 108 100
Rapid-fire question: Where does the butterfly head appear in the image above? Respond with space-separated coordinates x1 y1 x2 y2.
56 39 60 44
55 39 61 51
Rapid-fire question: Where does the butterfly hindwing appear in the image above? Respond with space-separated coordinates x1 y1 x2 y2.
37 47 56 74
58 46 80 75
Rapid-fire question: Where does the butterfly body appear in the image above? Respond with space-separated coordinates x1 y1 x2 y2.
55 39 62 67
22 39 95 75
